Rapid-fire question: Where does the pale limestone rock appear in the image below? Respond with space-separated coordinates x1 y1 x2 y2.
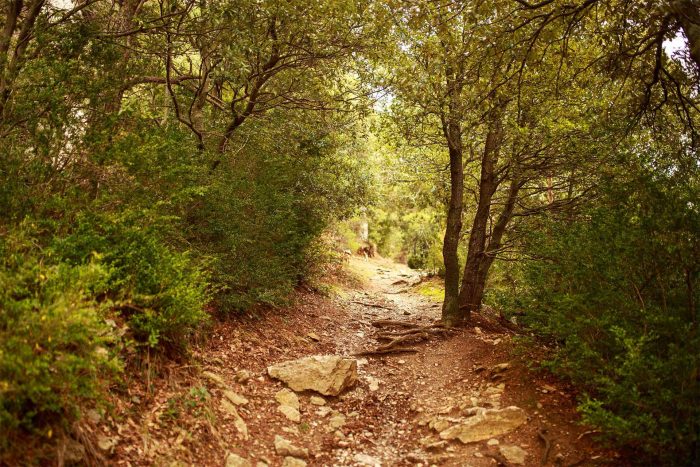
328 411 346 429
281 458 307 467
235 369 251 384
220 399 249 439
275 389 300 410
310 396 326 406
267 355 357 396
224 390 249 406
97 435 117 452
366 376 380 392
278 404 301 423
306 332 321 342
499 445 527 465
353 453 381 466
274 435 309 458
439 406 527 444
202 371 226 387
225 453 252 467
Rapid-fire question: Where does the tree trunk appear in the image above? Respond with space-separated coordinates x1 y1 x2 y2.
672 0 700 72
457 107 504 317
441 126 464 326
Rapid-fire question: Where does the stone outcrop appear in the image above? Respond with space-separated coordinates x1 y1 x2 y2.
438 406 527 444
267 355 357 396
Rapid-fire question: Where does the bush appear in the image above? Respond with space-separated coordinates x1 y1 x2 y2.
0 224 120 449
503 167 700 464
51 211 210 350
190 113 370 311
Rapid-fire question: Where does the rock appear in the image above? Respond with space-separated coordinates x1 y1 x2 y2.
256 463 269 467
224 390 249 406
276 388 300 410
97 435 117 452
317 406 332 417
274 435 309 458
499 445 527 465
421 438 447 451
353 453 381 466
220 399 239 416
235 369 251 384
306 332 321 342
367 376 380 392
310 396 326 406
278 404 301 423
487 438 500 446
439 406 527 444
220 400 249 439
226 453 252 467
63 439 85 464
267 355 357 396
85 409 101 424
428 417 452 433
281 458 307 467
492 363 510 373
203 371 226 387
328 411 346 429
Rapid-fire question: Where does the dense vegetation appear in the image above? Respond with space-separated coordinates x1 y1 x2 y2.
0 0 698 464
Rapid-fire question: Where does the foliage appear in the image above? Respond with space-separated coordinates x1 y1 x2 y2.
52 211 210 350
190 112 371 311
0 224 120 449
501 152 700 463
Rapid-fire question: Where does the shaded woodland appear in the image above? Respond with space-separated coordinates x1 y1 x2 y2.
0 0 698 465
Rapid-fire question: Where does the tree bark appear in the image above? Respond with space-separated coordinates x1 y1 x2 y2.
671 0 700 72
457 106 504 318
439 46 465 326
441 121 464 326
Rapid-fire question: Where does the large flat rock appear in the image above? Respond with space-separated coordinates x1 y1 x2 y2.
267 355 358 396
439 406 527 444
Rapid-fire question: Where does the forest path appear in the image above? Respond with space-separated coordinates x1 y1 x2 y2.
107 256 621 467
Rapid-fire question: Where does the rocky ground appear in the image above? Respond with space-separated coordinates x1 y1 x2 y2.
87 256 625 467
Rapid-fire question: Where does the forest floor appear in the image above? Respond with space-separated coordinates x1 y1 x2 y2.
97 255 626 467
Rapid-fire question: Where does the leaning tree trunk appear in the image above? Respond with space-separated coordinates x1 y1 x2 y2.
457 107 504 318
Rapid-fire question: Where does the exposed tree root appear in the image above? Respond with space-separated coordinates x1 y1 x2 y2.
484 451 511 466
375 332 430 350
353 347 419 357
357 320 455 356
371 319 447 329
538 427 553 466
351 301 393 310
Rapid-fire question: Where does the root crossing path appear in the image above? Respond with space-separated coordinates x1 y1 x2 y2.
106 257 623 467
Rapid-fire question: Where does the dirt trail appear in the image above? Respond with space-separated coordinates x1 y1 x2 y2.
104 256 622 467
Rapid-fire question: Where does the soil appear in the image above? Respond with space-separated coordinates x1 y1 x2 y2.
95 256 626 467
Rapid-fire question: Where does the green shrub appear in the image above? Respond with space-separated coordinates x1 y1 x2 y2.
51 211 210 350
503 167 700 464
0 225 120 448
191 113 369 312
